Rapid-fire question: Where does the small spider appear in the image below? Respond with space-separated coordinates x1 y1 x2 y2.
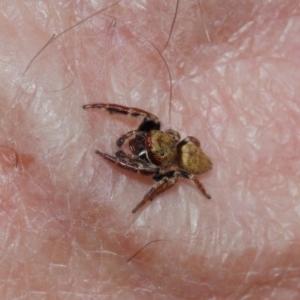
83 103 212 213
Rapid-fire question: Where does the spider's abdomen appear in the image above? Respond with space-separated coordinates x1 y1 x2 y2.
146 130 177 166
178 144 212 174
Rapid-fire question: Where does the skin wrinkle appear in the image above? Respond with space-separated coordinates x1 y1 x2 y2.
0 0 300 299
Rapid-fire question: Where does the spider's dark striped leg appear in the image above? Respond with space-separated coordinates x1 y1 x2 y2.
95 150 159 176
155 168 211 200
132 171 180 213
82 103 160 133
116 130 144 147
115 150 148 164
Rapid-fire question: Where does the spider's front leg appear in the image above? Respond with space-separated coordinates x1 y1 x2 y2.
82 103 160 134
95 150 159 176
132 171 179 213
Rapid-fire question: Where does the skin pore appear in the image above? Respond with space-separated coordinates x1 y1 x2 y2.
1 0 300 299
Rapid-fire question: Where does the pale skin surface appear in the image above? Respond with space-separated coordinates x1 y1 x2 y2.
0 0 300 299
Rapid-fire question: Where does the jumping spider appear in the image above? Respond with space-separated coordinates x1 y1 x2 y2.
83 103 212 213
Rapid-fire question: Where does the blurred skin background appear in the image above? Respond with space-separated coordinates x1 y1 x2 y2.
0 0 300 299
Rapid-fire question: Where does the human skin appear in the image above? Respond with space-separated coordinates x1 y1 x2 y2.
1 0 300 299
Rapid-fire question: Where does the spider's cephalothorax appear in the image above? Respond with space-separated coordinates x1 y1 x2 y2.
83 103 212 213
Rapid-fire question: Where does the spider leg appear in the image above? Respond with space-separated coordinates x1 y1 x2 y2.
155 169 211 199
178 171 211 199
189 174 211 199
82 103 160 132
177 136 201 148
116 130 145 147
132 172 179 213
95 150 159 176
115 149 133 159
115 150 147 164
